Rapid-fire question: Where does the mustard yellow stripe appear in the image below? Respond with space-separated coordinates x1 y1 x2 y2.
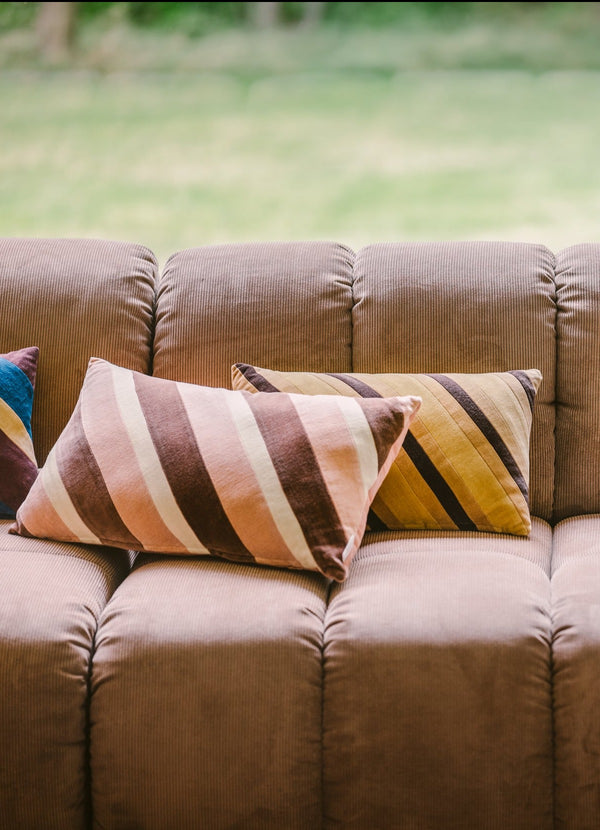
265 369 357 397
412 377 527 531
455 372 530 466
0 397 36 463
372 460 447 530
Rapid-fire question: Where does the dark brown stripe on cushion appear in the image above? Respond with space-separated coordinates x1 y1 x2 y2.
247 393 347 581
133 373 253 562
327 373 381 399
234 363 281 393
509 370 536 413
428 374 528 500
327 372 477 528
57 404 142 549
402 431 477 531
355 398 408 471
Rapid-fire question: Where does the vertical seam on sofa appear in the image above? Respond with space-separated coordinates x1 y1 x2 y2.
321 580 335 830
83 622 99 830
349 250 356 373
148 284 158 377
550 247 558 830
549 565 557 830
550 247 558 527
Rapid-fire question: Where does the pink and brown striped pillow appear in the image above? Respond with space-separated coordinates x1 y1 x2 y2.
10 358 420 581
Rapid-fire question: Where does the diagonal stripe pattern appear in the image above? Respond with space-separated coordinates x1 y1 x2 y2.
0 347 39 517
232 364 543 536
11 358 420 581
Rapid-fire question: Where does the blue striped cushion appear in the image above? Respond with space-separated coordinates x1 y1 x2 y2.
0 347 39 517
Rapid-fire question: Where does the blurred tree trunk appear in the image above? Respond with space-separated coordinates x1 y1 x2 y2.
36 2 78 64
299 2 325 29
250 2 281 28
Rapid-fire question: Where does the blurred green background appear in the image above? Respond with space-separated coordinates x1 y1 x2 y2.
2 1 600 268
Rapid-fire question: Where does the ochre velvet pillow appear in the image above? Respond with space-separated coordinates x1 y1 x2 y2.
11 358 420 581
0 347 39 518
232 364 542 536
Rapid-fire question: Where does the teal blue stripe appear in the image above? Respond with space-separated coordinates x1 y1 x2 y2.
0 358 34 437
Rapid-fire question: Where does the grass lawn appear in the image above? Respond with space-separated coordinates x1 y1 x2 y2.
2 62 600 269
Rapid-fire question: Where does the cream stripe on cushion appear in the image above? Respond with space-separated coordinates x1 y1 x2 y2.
333 396 379 497
224 388 317 571
81 365 184 552
178 382 295 568
0 398 37 463
110 363 205 553
43 449 102 545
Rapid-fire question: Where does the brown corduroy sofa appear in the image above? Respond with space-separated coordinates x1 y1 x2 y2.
2 236 600 830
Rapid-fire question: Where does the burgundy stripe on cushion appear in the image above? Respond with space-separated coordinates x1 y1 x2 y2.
247 392 348 581
0 432 38 511
3 346 38 388
133 373 253 562
56 403 142 550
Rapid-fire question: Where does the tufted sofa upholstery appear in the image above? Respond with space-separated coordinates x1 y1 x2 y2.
1 237 600 829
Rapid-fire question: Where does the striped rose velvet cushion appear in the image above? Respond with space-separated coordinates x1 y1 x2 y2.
0 347 39 518
11 358 420 581
232 364 542 536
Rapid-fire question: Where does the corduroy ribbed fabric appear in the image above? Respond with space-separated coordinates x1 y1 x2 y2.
153 241 355 389
0 238 156 465
323 519 553 830
351 242 556 522
0 521 132 830
90 555 328 830
552 516 600 830
554 244 600 520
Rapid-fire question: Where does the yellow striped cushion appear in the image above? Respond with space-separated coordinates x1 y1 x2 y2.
10 358 420 581
232 365 542 536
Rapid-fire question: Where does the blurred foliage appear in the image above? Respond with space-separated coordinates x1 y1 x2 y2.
2 2 600 36
1 2 600 72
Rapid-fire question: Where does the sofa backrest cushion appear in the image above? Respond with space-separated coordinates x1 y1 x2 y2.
351 242 556 522
153 242 354 388
555 243 600 520
0 238 156 464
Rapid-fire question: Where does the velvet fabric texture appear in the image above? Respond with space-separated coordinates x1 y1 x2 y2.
11 357 420 581
0 346 39 517
233 364 541 536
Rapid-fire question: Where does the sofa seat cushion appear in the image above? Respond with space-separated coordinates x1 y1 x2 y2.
0 521 132 830
90 555 328 830
551 516 600 830
323 518 553 830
